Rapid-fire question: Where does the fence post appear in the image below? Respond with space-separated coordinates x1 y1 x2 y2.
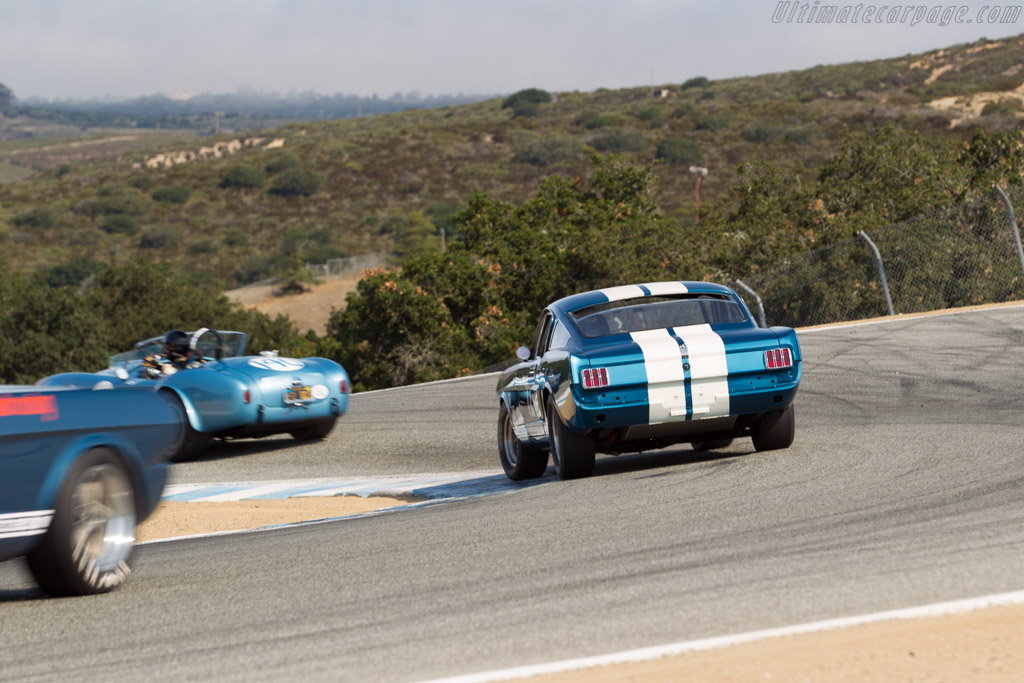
857 230 895 317
733 279 767 328
995 185 1024 280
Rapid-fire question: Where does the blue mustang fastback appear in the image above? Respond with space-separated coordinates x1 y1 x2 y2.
38 328 350 460
497 282 802 480
0 385 180 595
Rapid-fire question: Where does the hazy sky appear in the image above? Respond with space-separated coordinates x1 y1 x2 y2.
2 0 1022 100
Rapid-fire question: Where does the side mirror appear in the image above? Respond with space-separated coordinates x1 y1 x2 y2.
515 346 531 361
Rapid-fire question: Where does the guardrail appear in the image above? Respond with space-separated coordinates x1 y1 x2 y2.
732 185 1024 328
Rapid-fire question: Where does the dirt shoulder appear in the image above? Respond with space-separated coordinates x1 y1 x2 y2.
136 496 416 542
531 601 1024 682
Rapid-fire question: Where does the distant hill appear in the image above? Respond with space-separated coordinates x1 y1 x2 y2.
7 89 497 133
2 34 1024 288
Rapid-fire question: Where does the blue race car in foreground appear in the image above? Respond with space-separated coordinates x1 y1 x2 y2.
39 328 350 460
497 282 802 480
0 385 180 595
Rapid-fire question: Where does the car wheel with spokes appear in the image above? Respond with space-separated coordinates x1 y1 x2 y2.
546 395 595 480
27 448 137 596
498 402 548 480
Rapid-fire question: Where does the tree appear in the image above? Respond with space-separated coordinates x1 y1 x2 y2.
0 82 13 110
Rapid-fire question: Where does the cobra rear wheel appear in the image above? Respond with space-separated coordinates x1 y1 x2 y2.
498 402 548 481
751 405 795 452
290 417 337 441
546 395 595 480
164 392 210 462
27 448 137 596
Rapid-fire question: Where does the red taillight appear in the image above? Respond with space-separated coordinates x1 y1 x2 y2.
581 367 610 389
243 389 251 404
340 379 349 394
764 348 793 370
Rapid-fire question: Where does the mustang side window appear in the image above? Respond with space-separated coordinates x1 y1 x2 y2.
548 320 571 350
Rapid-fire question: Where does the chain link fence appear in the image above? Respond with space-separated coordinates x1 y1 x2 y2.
733 185 1024 328
303 251 388 278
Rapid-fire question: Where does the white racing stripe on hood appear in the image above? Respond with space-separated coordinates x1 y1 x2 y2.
630 329 687 424
673 324 729 418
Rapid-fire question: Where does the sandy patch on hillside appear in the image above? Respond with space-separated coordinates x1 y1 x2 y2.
927 82 1024 125
136 495 419 541
226 275 362 335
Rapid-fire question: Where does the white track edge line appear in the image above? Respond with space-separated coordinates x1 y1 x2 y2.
796 302 1024 334
419 590 1024 683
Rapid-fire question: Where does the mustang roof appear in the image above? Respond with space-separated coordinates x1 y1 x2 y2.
550 281 734 315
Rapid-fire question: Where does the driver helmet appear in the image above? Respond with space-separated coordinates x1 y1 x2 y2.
163 329 190 363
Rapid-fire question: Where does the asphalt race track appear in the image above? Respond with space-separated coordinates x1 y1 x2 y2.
3 306 1024 682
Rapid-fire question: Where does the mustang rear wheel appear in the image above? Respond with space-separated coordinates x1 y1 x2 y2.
290 417 337 441
27 448 136 596
752 405 795 452
498 402 548 480
546 395 595 480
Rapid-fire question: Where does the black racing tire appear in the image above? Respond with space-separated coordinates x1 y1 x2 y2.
166 394 210 462
751 405 795 452
692 438 734 451
498 402 548 481
26 448 137 596
290 416 338 442
546 395 595 480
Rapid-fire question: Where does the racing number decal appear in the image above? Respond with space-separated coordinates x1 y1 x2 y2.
0 394 59 421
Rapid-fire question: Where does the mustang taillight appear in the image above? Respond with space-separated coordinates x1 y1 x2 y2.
581 367 610 389
764 348 793 370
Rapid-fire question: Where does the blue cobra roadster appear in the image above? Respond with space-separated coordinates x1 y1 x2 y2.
0 385 180 595
497 282 802 480
38 328 350 460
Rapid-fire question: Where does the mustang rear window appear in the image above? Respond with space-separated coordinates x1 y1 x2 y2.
569 295 748 338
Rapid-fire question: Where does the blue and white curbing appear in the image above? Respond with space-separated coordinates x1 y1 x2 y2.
162 471 546 503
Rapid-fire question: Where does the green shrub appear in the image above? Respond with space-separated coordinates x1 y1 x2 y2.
236 253 292 283
655 137 703 165
510 101 540 118
575 111 613 129
265 153 303 173
501 88 552 109
269 167 325 196
100 214 139 235
151 184 192 203
12 206 58 228
220 164 264 189
512 135 583 165
222 229 249 247
186 239 217 255
139 225 182 249
38 258 104 288
130 175 157 190
681 76 709 90
696 111 734 131
589 128 648 152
